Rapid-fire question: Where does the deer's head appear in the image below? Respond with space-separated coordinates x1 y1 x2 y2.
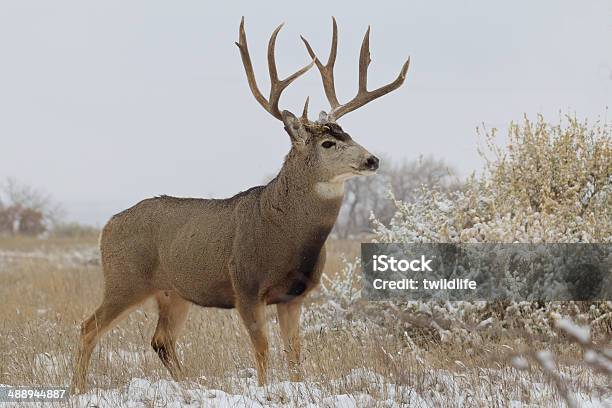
235 17 409 185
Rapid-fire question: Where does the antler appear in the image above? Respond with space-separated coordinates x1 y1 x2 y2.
235 17 315 121
301 17 410 122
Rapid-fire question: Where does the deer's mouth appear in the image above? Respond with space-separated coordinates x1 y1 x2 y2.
350 166 377 176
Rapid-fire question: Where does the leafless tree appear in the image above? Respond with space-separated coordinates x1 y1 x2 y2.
0 202 18 235
17 208 46 236
0 178 64 235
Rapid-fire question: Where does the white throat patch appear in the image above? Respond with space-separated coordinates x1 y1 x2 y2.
315 181 345 199
315 173 355 199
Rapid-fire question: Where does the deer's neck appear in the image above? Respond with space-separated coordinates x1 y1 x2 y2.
262 156 344 232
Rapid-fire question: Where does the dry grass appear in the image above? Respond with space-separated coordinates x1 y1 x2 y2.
0 233 98 251
0 236 609 407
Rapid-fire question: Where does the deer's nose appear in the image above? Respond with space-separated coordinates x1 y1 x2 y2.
365 155 379 171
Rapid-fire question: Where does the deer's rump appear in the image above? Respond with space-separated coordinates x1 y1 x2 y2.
99 196 240 308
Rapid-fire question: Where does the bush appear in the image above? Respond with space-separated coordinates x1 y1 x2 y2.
373 114 611 244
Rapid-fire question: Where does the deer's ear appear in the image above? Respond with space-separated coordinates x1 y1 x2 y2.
281 110 308 147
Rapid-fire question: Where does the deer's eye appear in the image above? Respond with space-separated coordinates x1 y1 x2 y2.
321 141 336 149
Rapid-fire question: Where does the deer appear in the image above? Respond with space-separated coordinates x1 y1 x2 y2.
71 17 409 392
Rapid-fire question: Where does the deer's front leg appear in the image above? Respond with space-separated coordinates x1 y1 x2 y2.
277 299 303 381
236 299 269 385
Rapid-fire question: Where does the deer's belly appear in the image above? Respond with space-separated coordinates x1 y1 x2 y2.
180 278 236 309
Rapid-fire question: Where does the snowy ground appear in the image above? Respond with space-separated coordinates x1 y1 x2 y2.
0 246 99 268
1 364 610 407
69 371 608 408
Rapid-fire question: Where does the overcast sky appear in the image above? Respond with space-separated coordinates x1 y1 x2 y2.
0 0 611 225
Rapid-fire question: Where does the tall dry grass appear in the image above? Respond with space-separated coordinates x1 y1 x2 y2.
0 236 609 407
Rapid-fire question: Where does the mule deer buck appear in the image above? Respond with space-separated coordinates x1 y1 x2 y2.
72 17 409 392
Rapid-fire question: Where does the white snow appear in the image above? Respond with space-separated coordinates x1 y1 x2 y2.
1 366 610 407
0 246 99 268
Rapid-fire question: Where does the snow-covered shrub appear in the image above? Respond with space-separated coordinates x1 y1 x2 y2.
303 257 365 333
373 114 611 244
319 256 362 309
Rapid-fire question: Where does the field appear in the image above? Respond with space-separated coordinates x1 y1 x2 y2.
0 235 610 407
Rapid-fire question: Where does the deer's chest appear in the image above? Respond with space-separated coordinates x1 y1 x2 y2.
264 244 327 304
258 228 330 304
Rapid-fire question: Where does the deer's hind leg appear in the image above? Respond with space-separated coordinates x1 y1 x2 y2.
151 292 190 380
72 287 153 393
